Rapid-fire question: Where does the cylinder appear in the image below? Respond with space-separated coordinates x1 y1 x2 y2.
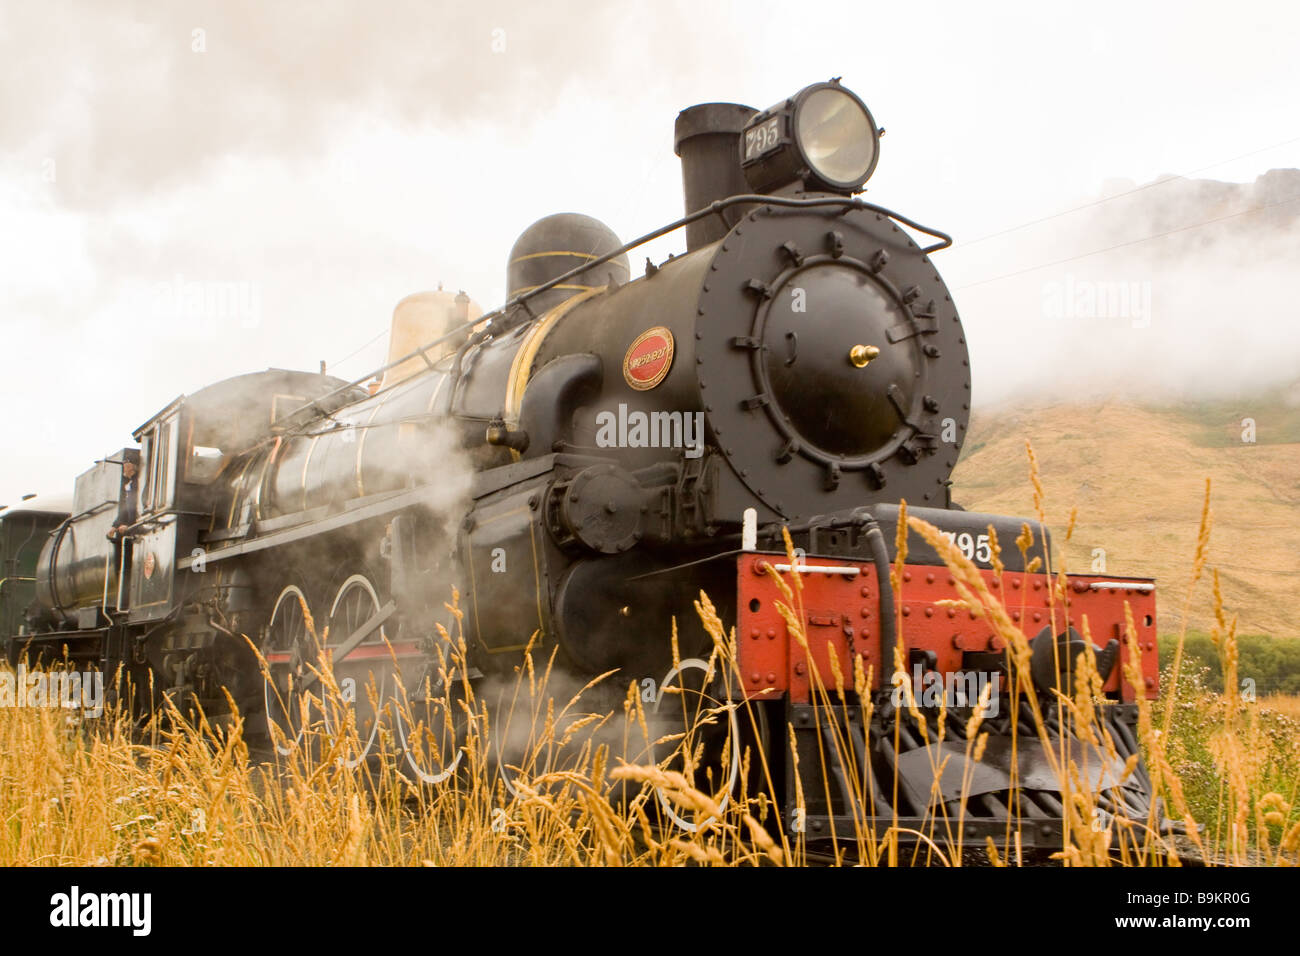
673 102 758 251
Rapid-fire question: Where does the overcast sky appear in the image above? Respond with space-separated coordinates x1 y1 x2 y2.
3 0 1299 506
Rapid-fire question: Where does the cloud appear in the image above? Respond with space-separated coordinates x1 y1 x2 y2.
946 169 1300 405
0 0 708 209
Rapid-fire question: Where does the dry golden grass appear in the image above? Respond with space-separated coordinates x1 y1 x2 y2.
954 401 1300 638
2 447 1295 866
1260 695 1300 720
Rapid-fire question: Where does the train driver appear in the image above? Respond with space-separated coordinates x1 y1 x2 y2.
106 459 139 541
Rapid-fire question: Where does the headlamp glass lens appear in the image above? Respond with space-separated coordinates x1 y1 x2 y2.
796 88 875 186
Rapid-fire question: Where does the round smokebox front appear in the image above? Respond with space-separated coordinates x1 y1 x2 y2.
693 202 970 518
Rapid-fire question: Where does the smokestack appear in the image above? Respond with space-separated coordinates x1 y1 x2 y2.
673 102 758 252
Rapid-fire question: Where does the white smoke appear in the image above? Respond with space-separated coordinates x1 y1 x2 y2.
944 169 1300 407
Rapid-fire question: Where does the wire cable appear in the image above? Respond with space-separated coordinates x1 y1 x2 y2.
954 134 1300 249
955 192 1300 291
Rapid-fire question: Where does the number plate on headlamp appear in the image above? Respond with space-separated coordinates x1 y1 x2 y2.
743 116 782 163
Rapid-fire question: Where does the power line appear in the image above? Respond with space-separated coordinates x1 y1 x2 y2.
954 193 1300 291
327 326 389 375
954 134 1300 249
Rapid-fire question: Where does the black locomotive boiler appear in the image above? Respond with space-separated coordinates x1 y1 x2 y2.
6 80 1163 846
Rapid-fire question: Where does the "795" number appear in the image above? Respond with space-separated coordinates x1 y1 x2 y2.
744 117 781 162
941 530 992 565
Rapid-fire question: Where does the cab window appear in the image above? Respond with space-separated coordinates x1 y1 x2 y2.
184 415 229 485
159 416 179 509
138 416 179 514
188 445 225 484
139 431 155 512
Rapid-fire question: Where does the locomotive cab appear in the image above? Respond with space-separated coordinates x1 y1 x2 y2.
124 399 184 620
125 369 366 623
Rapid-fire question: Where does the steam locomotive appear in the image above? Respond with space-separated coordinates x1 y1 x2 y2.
2 79 1162 847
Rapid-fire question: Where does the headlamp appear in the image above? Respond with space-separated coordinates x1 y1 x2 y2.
740 80 880 195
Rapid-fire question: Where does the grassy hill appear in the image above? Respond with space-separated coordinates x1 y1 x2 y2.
951 388 1300 638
